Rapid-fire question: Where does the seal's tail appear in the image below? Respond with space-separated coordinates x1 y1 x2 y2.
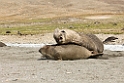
103 36 118 44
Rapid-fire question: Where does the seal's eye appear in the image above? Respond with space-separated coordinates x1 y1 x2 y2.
59 36 63 40
61 30 65 33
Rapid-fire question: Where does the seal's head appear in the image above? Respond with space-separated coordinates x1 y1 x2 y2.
39 45 55 59
53 28 66 44
53 28 81 44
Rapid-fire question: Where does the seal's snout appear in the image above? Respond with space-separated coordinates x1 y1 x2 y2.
59 36 63 40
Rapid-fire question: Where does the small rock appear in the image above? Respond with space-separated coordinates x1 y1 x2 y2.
6 31 11 34
0 42 7 47
12 79 18 81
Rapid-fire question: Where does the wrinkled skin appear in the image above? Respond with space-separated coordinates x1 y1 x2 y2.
84 33 104 54
39 44 94 60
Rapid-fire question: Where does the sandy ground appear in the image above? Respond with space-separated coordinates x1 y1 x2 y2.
0 33 124 83
0 47 124 83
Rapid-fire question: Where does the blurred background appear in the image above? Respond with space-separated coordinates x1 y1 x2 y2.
0 0 124 34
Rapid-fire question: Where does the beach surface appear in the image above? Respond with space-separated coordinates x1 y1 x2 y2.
0 33 124 83
0 46 124 83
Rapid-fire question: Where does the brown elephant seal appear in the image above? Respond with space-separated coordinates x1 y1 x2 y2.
39 44 96 60
0 42 7 47
53 28 118 55
53 28 101 55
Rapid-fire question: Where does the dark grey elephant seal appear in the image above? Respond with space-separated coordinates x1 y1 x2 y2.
39 44 94 60
0 42 6 47
53 28 102 55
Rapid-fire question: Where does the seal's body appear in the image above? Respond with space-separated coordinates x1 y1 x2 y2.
39 44 93 60
53 28 103 55
84 33 104 53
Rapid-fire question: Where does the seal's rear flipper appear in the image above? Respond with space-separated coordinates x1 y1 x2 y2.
88 53 109 59
103 36 118 44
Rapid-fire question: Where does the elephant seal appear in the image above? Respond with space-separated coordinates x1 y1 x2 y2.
0 42 7 47
53 28 118 55
39 44 95 60
53 28 102 55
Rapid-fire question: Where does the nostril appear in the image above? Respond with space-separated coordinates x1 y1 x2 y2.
59 37 63 40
